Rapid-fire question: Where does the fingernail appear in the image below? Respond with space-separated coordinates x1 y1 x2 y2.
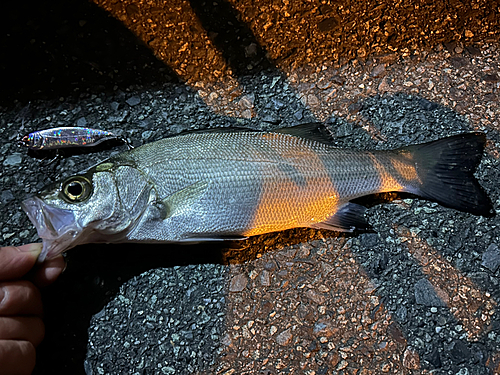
44 264 65 282
15 243 43 254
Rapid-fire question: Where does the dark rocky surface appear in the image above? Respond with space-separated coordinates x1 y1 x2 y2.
1 0 499 374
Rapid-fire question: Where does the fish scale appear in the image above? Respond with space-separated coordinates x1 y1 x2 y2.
112 131 417 238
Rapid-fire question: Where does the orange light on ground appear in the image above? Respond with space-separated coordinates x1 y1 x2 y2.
399 226 496 339
92 0 252 117
221 238 429 373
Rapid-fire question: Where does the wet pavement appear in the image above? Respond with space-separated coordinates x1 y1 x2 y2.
1 0 500 374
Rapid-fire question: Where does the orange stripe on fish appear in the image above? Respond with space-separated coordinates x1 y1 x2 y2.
244 135 339 236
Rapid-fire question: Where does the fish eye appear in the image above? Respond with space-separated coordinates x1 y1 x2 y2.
61 176 92 203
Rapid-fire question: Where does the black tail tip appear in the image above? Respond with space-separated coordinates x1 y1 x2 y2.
410 132 495 217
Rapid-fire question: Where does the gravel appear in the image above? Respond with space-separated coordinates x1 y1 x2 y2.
1 1 499 375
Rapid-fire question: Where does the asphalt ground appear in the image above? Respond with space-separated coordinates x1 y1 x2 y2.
1 0 500 374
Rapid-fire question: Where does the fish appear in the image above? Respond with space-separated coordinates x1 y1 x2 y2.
21 124 494 262
19 127 132 150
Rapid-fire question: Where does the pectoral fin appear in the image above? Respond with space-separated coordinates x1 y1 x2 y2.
311 202 370 232
160 181 210 220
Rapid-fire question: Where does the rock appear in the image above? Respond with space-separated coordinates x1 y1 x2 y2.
261 114 280 124
305 289 325 304
359 233 380 248
418 98 438 111
403 347 420 369
3 153 22 167
0 190 14 204
313 320 339 337
481 244 500 272
77 117 87 127
239 94 255 109
414 279 447 307
371 64 386 78
331 75 345 85
229 274 248 292
141 131 153 141
276 328 292 346
293 109 303 120
244 43 257 57
395 305 408 323
260 270 270 287
317 17 339 32
482 74 500 83
126 96 141 106
449 340 471 363
424 347 442 368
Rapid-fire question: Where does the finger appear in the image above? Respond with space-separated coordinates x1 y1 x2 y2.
0 316 44 347
0 340 36 375
32 254 65 288
0 244 42 281
0 281 43 316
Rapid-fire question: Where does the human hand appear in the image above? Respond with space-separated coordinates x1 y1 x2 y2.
0 243 65 375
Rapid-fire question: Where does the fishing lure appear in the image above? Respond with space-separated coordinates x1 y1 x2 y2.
20 127 133 150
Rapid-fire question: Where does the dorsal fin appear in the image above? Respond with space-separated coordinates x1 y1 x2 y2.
169 123 333 144
273 123 333 144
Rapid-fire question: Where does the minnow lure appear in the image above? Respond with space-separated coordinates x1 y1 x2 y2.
19 127 132 150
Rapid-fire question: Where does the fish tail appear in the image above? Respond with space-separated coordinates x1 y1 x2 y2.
405 132 494 217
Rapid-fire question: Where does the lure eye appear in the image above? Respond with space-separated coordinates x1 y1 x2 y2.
61 176 92 202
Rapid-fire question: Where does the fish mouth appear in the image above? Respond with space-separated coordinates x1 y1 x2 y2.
21 197 81 262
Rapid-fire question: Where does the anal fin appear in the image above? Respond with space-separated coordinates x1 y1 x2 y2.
311 202 369 232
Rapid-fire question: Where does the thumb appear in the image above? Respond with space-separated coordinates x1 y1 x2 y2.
0 244 42 281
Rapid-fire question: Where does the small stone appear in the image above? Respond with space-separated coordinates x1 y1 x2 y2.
395 305 408 323
271 98 285 110
482 74 500 83
244 43 257 57
307 94 319 106
449 340 471 363
337 360 348 370
241 109 253 119
239 94 255 109
378 77 390 92
270 326 277 335
76 117 87 127
313 320 339 337
424 347 442 368
260 270 270 286
331 75 345 85
403 347 420 369
414 279 447 307
3 154 22 167
305 289 325 304
276 328 292 346
229 274 248 292
141 131 153 141
318 17 339 32
126 96 141 106
261 114 279 124
465 30 474 38
0 190 15 204
482 244 500 272
371 64 386 78
293 109 303 120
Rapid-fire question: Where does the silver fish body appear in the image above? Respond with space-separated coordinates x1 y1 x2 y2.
21 127 493 261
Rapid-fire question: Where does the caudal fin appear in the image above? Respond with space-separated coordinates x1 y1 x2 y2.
405 133 494 217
